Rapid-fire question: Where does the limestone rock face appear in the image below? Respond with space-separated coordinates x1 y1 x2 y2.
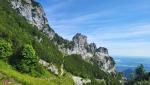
94 47 115 73
39 59 59 75
72 76 91 85
96 47 108 54
62 33 115 73
10 0 115 73
10 0 55 39
62 33 93 60
73 33 88 47
88 43 97 54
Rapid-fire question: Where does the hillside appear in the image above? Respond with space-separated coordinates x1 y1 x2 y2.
0 0 123 85
0 60 75 85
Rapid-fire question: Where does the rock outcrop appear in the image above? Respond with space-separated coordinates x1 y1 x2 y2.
94 47 115 72
10 0 55 39
39 59 59 75
72 76 91 85
10 0 115 73
61 33 93 60
62 33 115 73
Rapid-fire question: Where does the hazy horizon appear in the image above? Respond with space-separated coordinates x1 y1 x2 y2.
37 0 150 57
114 56 150 72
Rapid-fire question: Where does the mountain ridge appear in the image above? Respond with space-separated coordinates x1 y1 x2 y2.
10 0 115 73
0 0 149 85
0 0 122 85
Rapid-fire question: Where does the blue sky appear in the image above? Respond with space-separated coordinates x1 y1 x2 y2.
37 0 150 57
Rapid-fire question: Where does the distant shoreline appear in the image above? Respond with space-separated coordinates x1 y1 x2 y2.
114 56 150 72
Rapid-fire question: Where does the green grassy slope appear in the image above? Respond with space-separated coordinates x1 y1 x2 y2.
0 60 75 85
0 0 75 85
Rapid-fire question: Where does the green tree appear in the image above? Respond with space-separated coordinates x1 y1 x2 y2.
0 39 12 60
16 44 40 75
135 64 145 80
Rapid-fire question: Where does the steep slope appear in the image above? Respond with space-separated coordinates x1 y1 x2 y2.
11 0 55 39
10 0 115 73
61 33 115 73
0 0 75 85
0 0 122 85
0 60 75 85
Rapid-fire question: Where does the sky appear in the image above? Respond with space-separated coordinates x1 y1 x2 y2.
37 0 150 57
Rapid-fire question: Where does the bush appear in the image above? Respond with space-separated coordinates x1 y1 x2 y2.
15 44 43 77
135 64 145 80
125 64 150 85
0 39 12 60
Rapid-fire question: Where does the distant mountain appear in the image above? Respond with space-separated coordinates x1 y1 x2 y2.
122 69 134 80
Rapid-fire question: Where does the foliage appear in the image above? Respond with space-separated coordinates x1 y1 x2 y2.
135 64 145 80
0 0 122 85
126 64 150 85
0 0 63 67
133 80 150 85
0 39 12 60
64 54 105 78
64 54 121 85
14 44 44 77
53 33 74 49
0 60 75 85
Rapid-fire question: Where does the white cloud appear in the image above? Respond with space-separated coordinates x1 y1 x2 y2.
88 24 150 41
38 0 150 57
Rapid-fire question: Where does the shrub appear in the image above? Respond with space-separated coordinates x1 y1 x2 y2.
15 44 43 77
135 64 145 80
0 39 12 60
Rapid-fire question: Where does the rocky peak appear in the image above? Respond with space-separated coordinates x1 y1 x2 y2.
61 33 115 73
10 0 116 73
87 43 97 53
72 33 88 47
10 0 55 39
96 47 108 54
89 43 97 48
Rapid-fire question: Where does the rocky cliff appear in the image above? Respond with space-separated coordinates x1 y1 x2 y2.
10 0 55 39
10 0 115 73
61 33 115 72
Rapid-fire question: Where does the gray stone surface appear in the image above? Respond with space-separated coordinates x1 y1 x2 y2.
10 0 55 39
60 33 115 73
10 0 115 73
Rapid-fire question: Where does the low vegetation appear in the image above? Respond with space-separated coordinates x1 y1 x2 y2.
0 60 75 85
0 39 12 60
126 64 150 85
1 0 147 85
14 44 44 77
64 54 121 85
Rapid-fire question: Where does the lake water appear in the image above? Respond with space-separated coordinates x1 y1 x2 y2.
113 56 150 72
